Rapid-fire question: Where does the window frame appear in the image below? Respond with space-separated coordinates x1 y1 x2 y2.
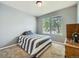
41 16 63 36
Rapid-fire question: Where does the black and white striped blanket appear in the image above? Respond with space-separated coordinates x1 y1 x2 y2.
17 34 52 57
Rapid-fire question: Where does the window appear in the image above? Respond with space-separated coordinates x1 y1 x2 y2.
42 16 63 35
42 17 50 34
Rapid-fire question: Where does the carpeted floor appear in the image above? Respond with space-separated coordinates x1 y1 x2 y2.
40 42 65 58
0 42 65 58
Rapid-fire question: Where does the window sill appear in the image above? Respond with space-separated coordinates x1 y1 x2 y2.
41 33 63 36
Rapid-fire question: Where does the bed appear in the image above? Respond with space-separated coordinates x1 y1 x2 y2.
17 31 52 57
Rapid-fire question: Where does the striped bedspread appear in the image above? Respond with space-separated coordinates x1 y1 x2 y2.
17 34 52 57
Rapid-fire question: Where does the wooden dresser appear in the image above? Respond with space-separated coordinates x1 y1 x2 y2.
65 39 79 57
65 24 79 58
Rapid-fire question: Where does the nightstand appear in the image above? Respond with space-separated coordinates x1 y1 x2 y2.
65 38 79 58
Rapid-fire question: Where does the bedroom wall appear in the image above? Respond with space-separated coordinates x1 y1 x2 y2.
36 5 77 43
77 2 79 23
0 3 36 48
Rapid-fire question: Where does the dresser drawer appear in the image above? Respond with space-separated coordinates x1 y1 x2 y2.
74 48 79 57
65 46 74 57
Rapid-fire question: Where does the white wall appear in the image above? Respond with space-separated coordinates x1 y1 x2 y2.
0 3 36 48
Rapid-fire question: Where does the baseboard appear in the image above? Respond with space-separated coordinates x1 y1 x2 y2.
0 44 17 50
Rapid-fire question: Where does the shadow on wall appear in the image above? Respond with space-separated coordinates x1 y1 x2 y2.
1 37 18 48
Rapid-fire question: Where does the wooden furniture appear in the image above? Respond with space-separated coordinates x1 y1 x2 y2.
65 39 79 58
65 24 79 58
66 24 79 38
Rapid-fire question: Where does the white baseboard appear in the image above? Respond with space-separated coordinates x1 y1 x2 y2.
0 44 17 50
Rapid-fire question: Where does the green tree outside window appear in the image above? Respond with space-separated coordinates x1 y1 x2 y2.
42 16 63 34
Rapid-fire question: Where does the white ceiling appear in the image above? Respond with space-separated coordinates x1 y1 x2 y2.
1 1 77 17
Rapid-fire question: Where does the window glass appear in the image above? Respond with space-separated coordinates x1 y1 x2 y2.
42 17 50 34
42 16 63 35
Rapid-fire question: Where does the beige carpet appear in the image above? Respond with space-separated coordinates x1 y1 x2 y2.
0 45 30 58
0 42 65 58
40 43 65 58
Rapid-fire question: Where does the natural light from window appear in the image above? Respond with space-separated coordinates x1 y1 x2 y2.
42 16 63 35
